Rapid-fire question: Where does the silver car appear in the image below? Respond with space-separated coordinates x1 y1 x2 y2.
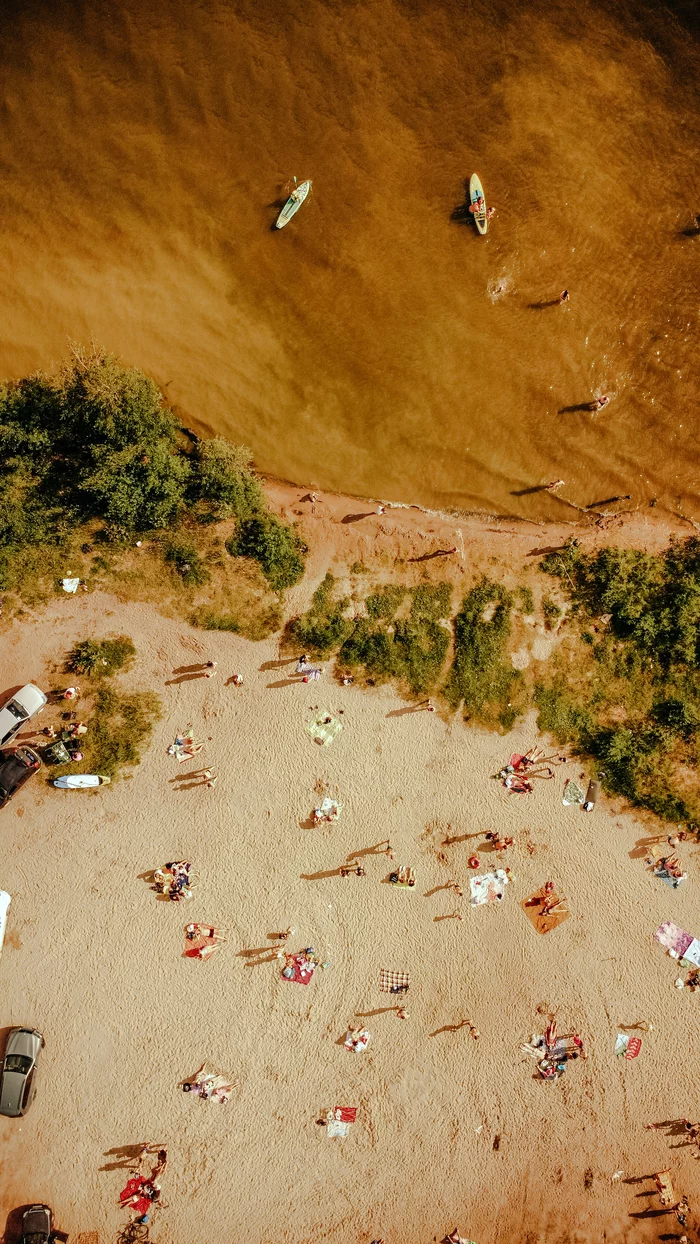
0 1028 43 1117
0 685 47 748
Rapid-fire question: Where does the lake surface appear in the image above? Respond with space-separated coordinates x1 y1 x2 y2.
1 0 699 521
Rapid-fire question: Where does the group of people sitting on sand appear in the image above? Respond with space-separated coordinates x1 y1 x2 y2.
152 860 194 902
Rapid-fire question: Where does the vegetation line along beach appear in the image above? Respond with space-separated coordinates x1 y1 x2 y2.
2 349 698 822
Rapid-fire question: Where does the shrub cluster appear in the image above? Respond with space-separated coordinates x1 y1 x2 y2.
67 635 136 677
538 538 700 820
0 348 305 592
444 578 520 728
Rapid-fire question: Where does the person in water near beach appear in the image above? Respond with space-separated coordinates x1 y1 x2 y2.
589 394 610 411
558 289 569 303
545 479 565 492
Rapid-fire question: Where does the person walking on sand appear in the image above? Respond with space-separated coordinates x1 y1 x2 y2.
446 880 463 897
340 860 365 878
205 660 217 677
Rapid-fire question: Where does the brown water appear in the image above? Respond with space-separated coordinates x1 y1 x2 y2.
1 0 699 521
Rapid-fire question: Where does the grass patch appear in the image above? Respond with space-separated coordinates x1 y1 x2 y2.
287 573 353 654
444 578 521 729
542 596 562 630
164 540 211 587
340 582 452 695
536 537 700 821
66 635 136 677
49 685 161 782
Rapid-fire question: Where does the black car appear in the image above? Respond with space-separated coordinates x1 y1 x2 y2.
0 747 41 809
21 1204 52 1244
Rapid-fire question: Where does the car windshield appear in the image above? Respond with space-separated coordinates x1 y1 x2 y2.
5 701 28 721
4 1054 32 1074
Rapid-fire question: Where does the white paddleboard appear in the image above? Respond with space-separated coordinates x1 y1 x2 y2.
0 891 11 957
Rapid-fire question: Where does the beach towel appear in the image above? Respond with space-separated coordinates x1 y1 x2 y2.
333 1106 357 1122
379 968 409 993
654 920 694 958
327 1119 350 1138
653 863 687 889
61 577 80 593
282 952 316 984
470 869 509 906
183 932 220 960
615 1032 642 1058
305 712 343 747
562 778 584 806
682 938 700 967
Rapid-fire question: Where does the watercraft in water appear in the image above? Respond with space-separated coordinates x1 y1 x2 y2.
469 173 487 235
275 179 312 229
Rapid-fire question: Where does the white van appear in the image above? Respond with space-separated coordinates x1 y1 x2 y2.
0 684 47 747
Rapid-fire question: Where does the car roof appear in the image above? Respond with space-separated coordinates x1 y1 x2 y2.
5 1028 42 1058
0 754 33 794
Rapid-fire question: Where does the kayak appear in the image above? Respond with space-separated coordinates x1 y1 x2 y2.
275 180 312 229
0 891 10 957
469 173 488 235
53 774 111 789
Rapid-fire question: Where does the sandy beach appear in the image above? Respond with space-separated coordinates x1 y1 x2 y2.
1 525 699 1242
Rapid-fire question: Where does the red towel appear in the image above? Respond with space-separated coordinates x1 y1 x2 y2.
120 1177 145 1203
624 1037 642 1060
282 953 315 985
334 1106 357 1123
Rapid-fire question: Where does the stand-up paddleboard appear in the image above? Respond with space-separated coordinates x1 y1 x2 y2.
275 180 312 229
0 891 11 957
53 774 111 789
469 173 488 235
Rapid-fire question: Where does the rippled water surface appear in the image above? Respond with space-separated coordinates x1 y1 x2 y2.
1 0 699 520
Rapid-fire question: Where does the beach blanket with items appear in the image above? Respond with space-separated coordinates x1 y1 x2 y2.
470 869 509 906
654 920 700 990
324 1106 357 1138
306 712 343 747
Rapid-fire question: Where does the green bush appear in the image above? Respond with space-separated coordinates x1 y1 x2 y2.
67 635 136 677
164 541 210 587
227 514 305 590
366 585 406 620
288 573 353 654
0 350 298 600
444 578 520 726
190 438 263 520
542 596 562 629
339 583 451 694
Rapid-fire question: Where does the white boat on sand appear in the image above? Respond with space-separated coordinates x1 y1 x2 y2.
275 180 312 229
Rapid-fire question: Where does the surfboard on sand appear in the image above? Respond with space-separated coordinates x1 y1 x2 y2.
469 173 488 235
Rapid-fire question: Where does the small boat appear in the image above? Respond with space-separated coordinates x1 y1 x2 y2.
469 173 488 235
275 179 312 229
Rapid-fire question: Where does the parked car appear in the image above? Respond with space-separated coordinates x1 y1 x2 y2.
0 1028 43 1117
0 684 47 748
0 747 41 810
21 1204 52 1244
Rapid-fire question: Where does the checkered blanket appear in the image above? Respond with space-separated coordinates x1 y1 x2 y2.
305 712 343 747
379 968 410 993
